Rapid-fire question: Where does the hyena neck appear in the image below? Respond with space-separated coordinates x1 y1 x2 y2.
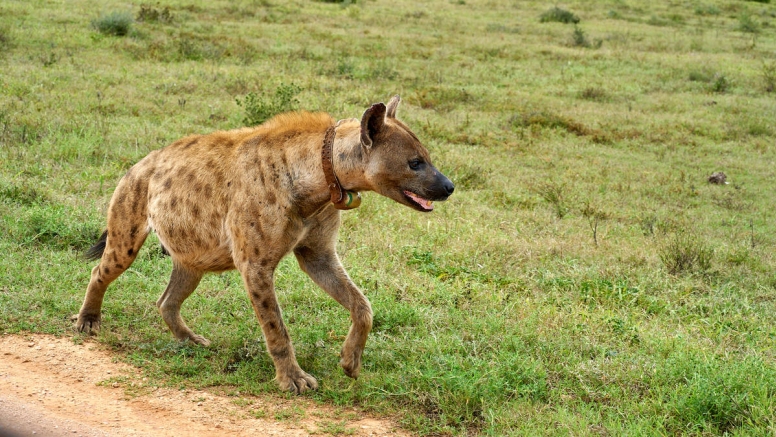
292 120 368 218
330 120 369 192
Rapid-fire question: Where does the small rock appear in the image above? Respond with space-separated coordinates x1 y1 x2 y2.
708 171 727 184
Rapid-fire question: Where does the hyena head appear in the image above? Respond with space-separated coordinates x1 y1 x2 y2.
359 95 454 212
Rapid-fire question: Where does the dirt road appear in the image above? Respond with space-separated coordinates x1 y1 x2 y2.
0 334 409 437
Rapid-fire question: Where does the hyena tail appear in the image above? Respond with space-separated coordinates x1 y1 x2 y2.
85 230 108 261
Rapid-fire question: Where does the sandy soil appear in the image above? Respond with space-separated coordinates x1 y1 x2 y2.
0 334 410 437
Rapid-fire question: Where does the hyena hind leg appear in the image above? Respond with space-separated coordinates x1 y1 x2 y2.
156 264 209 346
76 226 148 334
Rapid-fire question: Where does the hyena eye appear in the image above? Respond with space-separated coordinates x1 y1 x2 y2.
408 159 424 171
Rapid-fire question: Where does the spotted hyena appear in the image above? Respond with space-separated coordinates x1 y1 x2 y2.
75 95 454 393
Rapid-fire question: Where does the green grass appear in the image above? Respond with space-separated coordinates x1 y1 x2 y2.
2 0 776 435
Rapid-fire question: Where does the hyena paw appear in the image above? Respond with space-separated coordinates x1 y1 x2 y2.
186 333 211 347
277 369 318 394
339 348 362 379
74 313 101 334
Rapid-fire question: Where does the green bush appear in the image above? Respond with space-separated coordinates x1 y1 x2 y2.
659 232 713 275
539 7 580 24
0 24 13 50
710 73 731 93
737 14 760 33
92 11 134 36
236 83 302 126
136 5 173 23
571 26 601 48
762 60 776 93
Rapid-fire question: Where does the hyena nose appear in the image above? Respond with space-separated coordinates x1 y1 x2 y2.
443 179 455 196
441 175 455 196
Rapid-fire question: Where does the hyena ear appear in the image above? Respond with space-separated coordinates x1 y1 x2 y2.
360 102 386 148
386 95 400 119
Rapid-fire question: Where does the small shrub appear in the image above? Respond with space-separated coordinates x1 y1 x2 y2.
540 7 580 24
0 24 13 50
761 60 776 92
40 52 59 67
737 14 760 33
137 5 173 23
659 232 713 275
534 181 570 219
236 83 302 126
578 87 609 102
92 11 134 36
710 73 730 93
571 26 601 48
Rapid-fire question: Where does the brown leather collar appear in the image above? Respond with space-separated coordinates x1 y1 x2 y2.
321 125 361 210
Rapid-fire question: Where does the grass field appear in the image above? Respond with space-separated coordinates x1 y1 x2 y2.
2 0 776 435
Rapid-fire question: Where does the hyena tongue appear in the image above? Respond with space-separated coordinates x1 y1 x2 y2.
404 190 434 211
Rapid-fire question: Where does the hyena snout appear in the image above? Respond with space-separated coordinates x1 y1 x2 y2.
428 171 455 201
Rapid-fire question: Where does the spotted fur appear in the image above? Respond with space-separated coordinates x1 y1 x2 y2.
75 96 454 393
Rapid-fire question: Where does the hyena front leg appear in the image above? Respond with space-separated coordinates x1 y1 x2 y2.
293 246 373 379
156 264 208 345
238 260 318 394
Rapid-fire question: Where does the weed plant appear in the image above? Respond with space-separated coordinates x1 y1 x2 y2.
2 0 776 435
738 13 760 33
236 83 302 126
136 5 173 23
0 25 12 50
762 60 776 92
539 7 580 24
91 11 134 36
659 232 714 275
571 26 602 48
